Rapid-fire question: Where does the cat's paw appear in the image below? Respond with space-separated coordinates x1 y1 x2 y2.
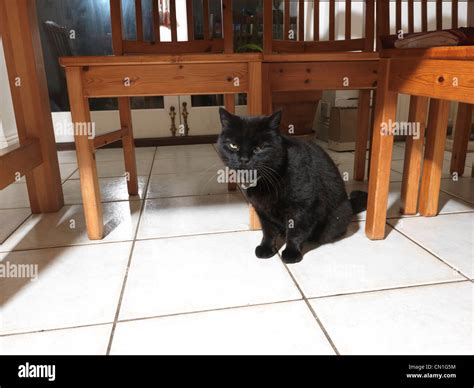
255 245 277 259
281 248 303 264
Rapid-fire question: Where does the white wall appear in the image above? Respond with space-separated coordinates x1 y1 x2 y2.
0 37 18 149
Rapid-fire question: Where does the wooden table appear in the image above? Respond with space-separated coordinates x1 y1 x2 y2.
366 46 474 240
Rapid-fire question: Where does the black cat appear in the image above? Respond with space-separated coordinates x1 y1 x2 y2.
217 108 368 264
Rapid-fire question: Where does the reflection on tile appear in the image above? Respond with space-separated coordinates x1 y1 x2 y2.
1 201 141 252
0 209 31 244
63 176 148 204
155 144 217 159
146 172 231 199
70 159 153 179
138 194 249 239
0 183 30 209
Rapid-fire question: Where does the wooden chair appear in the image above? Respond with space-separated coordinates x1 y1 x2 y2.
60 0 264 240
262 0 377 181
0 0 64 216
366 0 473 240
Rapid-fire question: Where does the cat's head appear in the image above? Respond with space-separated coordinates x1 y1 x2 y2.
217 108 284 171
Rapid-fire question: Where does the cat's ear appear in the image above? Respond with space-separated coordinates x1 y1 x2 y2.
219 108 237 130
268 110 282 131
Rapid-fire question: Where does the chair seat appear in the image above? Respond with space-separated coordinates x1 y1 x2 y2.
263 52 379 63
59 52 263 68
381 46 474 60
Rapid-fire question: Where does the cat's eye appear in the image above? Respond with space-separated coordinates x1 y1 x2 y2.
228 143 239 151
254 146 264 154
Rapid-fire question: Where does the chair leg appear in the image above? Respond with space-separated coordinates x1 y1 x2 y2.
450 103 472 177
65 67 104 240
118 97 139 196
366 59 398 240
400 96 429 215
248 61 263 231
354 89 372 181
419 99 450 217
224 94 237 192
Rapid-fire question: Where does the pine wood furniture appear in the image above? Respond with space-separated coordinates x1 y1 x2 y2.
366 1 473 240
60 0 263 240
0 0 64 213
262 0 377 181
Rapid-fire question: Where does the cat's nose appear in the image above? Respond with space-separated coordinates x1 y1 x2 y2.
240 156 250 165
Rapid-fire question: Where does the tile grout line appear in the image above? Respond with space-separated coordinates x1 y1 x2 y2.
280 257 341 355
2 277 471 339
105 147 158 355
0 213 34 246
307 279 471 301
388 225 472 281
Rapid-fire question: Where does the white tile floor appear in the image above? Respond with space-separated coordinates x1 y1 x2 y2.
0 142 472 355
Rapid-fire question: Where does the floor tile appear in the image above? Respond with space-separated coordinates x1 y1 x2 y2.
391 159 472 179
95 147 156 162
388 213 473 279
151 155 224 175
155 144 217 160
440 177 474 204
120 232 300 320
0 183 30 209
70 159 153 179
0 243 131 334
137 194 249 239
287 222 463 298
0 325 112 355
59 163 78 182
0 209 31 244
346 181 473 221
57 150 77 164
338 163 403 183
310 282 473 355
112 301 335 355
146 172 231 199
63 176 148 205
0 201 141 252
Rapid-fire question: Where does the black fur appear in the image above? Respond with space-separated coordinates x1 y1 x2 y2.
217 108 367 264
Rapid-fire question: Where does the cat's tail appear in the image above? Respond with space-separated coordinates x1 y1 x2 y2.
349 191 368 214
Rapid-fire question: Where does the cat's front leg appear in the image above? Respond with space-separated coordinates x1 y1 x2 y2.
282 216 313 264
255 213 280 259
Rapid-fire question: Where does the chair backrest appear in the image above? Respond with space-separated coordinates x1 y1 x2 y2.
377 0 468 39
263 0 375 54
43 21 73 58
110 0 233 55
